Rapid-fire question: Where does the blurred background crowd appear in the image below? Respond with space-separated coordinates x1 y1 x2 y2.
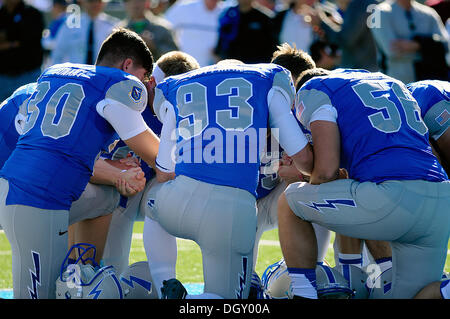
0 0 449 101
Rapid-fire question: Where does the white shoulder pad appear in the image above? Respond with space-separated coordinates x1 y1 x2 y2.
153 86 175 122
272 68 295 108
105 78 148 113
295 88 333 128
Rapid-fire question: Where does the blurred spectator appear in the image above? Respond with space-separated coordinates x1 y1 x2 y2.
0 0 44 101
149 0 170 15
42 0 69 52
309 39 341 69
371 0 449 83
50 0 120 65
121 0 178 60
273 0 317 53
309 0 379 71
214 0 278 63
164 0 224 66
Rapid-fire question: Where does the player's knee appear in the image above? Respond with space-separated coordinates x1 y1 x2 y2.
277 193 292 221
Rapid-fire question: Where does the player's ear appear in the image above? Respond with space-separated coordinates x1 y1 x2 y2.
121 58 134 73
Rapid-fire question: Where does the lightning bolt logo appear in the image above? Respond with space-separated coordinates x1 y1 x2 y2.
88 272 123 299
88 278 104 299
28 251 41 299
120 275 152 292
298 199 356 213
235 256 248 299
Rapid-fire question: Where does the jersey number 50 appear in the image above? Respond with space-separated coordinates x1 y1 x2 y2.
21 81 85 139
352 81 428 135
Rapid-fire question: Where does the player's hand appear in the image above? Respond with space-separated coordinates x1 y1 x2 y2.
338 168 349 179
115 167 146 196
144 76 157 112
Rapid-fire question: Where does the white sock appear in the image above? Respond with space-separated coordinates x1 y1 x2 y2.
313 223 331 263
143 216 177 298
288 272 318 299
338 253 363 268
375 257 392 273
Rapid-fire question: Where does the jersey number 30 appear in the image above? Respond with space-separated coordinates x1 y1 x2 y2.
22 81 85 139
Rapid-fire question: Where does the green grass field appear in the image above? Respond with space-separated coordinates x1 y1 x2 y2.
1 223 449 289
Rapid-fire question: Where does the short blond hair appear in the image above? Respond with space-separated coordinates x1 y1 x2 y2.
155 51 200 76
216 59 244 66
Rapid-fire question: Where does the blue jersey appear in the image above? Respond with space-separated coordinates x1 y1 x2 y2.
296 69 447 183
407 80 450 141
0 63 147 210
0 83 36 169
154 63 295 196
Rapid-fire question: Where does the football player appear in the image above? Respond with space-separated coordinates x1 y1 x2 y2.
407 79 450 299
151 60 313 299
338 80 450 298
0 83 146 266
250 44 331 297
407 80 450 175
0 28 160 299
101 51 200 278
278 68 450 299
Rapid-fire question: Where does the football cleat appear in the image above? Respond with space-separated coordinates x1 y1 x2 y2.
56 243 123 299
160 278 187 299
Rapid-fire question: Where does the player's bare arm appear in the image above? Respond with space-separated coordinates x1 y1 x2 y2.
308 120 340 185
123 128 160 171
435 128 450 174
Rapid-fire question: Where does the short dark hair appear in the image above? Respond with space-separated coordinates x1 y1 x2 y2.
271 43 316 82
97 28 154 75
156 51 200 76
296 68 331 91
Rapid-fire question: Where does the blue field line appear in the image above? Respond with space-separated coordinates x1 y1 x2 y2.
0 283 204 299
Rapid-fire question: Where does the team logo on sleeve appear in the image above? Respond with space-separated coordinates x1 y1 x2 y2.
130 86 143 103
